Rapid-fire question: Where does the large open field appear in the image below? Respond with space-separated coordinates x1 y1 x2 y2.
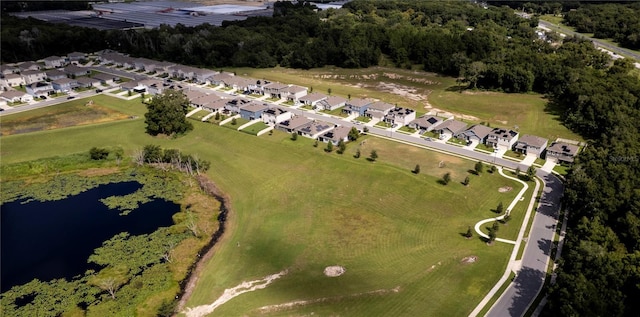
0 96 533 316
228 66 582 142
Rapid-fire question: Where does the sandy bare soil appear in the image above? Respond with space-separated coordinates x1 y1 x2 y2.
499 186 513 193
324 265 346 277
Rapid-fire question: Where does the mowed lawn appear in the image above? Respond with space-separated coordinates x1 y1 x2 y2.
1 98 529 316
227 66 582 142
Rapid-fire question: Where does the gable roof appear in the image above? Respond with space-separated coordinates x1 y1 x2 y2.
323 95 347 106
368 101 395 112
63 65 87 74
410 115 442 128
299 92 327 103
53 77 76 85
488 128 519 140
76 77 100 85
263 107 289 116
321 125 350 142
19 61 40 71
241 102 268 113
93 73 119 81
517 134 548 148
548 142 579 156
297 120 334 135
46 69 66 78
459 124 493 139
43 55 64 62
192 94 222 107
1 90 28 99
285 85 307 94
21 69 46 76
433 119 467 134
184 89 207 101
278 115 312 130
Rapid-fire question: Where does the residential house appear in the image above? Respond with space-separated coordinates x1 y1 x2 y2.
146 81 165 95
299 92 327 106
76 77 100 88
224 97 251 114
383 107 416 126
52 78 77 92
408 115 443 133
365 101 396 119
1 74 26 88
296 120 335 139
0 90 33 103
188 93 217 107
98 52 130 66
43 56 67 69
432 119 468 139
46 69 67 81
284 85 308 103
486 128 519 149
93 73 120 86
223 76 257 92
276 115 312 133
21 70 47 85
67 52 87 63
25 82 54 96
318 125 350 145
199 98 227 113
19 61 41 72
456 124 493 144
184 89 207 103
63 65 90 78
262 107 293 125
239 102 268 120
546 142 579 164
1 64 20 75
262 82 289 99
194 68 218 84
513 134 549 158
210 73 234 87
316 95 346 111
343 98 372 116
133 58 157 72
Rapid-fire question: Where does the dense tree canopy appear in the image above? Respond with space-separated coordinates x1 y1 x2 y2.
144 89 192 136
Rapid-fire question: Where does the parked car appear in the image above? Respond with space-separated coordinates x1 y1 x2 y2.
95 89 103 93
67 96 75 100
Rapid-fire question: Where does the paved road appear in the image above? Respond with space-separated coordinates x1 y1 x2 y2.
538 20 640 62
486 170 562 317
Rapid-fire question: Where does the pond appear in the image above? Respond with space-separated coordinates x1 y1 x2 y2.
1 181 180 292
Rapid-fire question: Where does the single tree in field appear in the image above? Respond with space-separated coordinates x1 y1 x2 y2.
413 164 421 174
369 150 378 162
291 132 298 141
475 161 484 174
337 140 346 154
465 226 473 239
348 93 351 100
325 141 334 152
496 201 504 214
144 89 193 136
515 166 521 176
327 87 332 95
527 166 536 181
99 277 119 299
113 147 124 165
463 176 470 186
354 149 361 158
492 221 500 232
503 213 511 224
488 227 497 243
313 140 318 147
490 165 497 173
442 172 451 185
348 127 360 141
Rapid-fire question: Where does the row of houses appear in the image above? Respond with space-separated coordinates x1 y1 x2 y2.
0 52 87 76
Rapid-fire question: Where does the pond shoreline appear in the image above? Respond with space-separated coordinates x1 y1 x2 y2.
175 175 231 313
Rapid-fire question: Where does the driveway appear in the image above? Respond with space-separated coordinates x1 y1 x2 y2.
521 154 537 166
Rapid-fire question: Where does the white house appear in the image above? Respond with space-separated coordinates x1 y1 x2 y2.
284 85 308 103
43 56 67 69
1 74 26 88
316 95 347 111
262 107 293 125
26 82 54 96
0 90 33 103
364 101 395 119
299 92 327 106
383 107 416 126
21 70 47 85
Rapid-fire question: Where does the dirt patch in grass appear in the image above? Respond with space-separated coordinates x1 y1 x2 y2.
1 103 130 136
324 265 346 277
77 167 121 177
377 82 428 101
461 256 478 264
498 186 513 193
424 105 480 121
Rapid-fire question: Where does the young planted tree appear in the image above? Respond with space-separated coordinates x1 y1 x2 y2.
475 161 484 174
215 112 220 121
291 132 298 141
515 166 521 176
348 127 360 141
496 201 504 214
442 172 451 185
490 165 497 173
465 226 473 239
492 221 500 232
413 164 421 174
231 117 237 125
527 166 536 181
354 149 361 158
369 149 378 162
327 87 332 95
463 176 470 186
325 141 334 153
503 213 511 224
337 139 346 154
144 89 193 136
488 227 497 243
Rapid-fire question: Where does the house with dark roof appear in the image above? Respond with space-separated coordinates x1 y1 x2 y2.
45 69 67 81
318 125 351 145
546 142 579 164
43 56 67 69
486 128 519 149
456 124 494 144
19 61 41 72
409 115 443 133
240 102 269 120
316 95 347 111
52 78 77 92
384 107 416 126
262 107 293 125
299 92 327 106
276 115 312 133
63 65 90 78
513 134 549 158
26 82 54 96
1 64 20 75
21 70 47 84
67 52 87 63
295 120 335 139
343 98 372 116
432 119 468 139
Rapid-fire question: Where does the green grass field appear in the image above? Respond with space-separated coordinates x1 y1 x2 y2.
0 92 534 316
227 66 582 142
